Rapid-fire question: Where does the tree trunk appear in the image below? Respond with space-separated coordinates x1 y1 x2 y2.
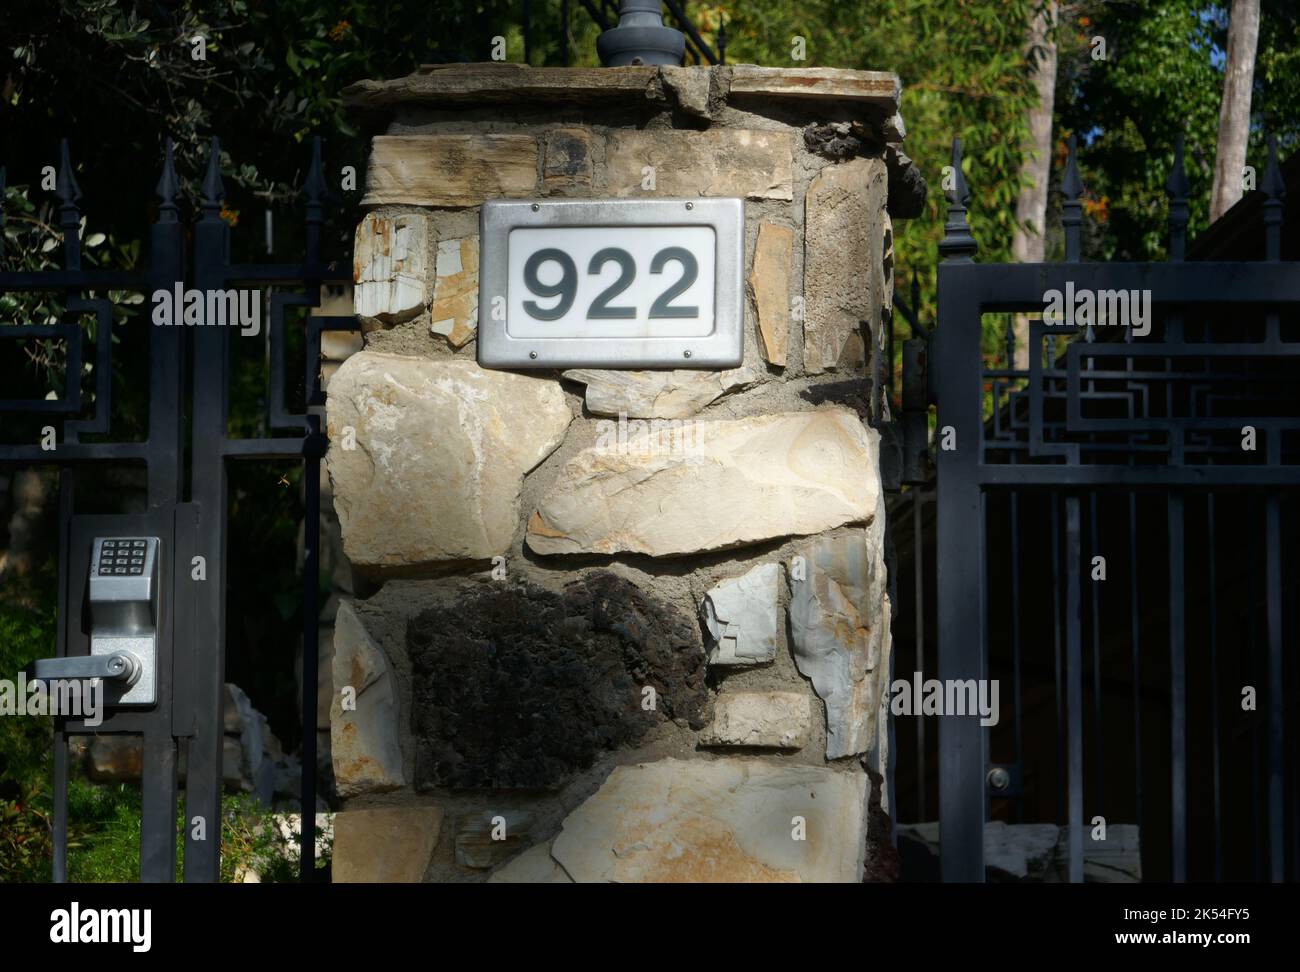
1011 1 1059 370
1210 0 1261 222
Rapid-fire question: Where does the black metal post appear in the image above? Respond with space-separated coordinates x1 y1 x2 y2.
183 138 231 883
936 139 986 882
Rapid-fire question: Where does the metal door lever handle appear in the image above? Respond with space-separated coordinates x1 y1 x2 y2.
30 652 141 685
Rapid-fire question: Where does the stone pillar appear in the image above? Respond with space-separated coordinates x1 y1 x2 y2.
326 62 924 883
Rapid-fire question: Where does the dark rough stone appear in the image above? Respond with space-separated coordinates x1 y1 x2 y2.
543 130 591 187
803 121 876 161
885 144 928 219
407 572 707 790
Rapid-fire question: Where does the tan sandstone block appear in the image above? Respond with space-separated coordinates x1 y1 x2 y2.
361 135 538 206
803 157 889 373
550 758 867 882
749 223 795 366
326 352 571 566
429 236 479 348
700 691 811 750
603 129 793 200
332 807 443 883
330 600 404 796
728 66 901 108
526 408 880 558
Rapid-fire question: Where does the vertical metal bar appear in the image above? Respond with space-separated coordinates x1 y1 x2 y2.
1266 494 1284 881
1169 492 1187 882
1291 498 1299 883
52 732 68 882
1066 496 1084 883
51 146 80 881
139 731 178 882
296 141 327 877
934 282 985 882
148 138 185 510
52 470 72 883
1010 490 1023 823
1164 140 1190 880
1247 496 1264 880
1207 492 1222 880
937 468 986 881
299 417 322 880
914 489 926 821
1062 137 1084 263
1051 495 1064 823
1129 492 1143 837
1088 493 1103 813
1007 315 1024 823
183 139 230 883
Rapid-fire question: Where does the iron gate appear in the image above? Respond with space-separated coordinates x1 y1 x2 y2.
0 136 354 881
925 135 1299 882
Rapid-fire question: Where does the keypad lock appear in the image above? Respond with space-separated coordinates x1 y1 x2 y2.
31 536 161 707
96 537 152 576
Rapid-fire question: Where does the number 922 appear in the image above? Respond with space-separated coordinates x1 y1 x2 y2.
521 246 700 321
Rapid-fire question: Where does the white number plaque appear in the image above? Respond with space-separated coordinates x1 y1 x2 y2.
477 198 744 369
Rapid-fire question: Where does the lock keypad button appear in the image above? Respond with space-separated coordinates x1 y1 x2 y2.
95 537 154 575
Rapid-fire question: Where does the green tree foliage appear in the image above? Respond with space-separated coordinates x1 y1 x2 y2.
1057 0 1299 260
688 0 1040 309
1 0 525 259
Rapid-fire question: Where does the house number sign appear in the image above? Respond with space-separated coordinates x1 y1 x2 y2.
477 197 744 369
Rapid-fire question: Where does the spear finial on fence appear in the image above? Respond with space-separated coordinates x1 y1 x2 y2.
939 137 977 262
56 138 82 211
156 137 179 223
1263 134 1284 262
717 16 727 64
1062 135 1085 263
56 139 83 269
1166 133 1190 262
303 136 327 265
304 136 328 207
201 136 225 220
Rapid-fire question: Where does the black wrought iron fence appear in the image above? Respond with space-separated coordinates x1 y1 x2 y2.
0 136 356 882
889 134 1299 882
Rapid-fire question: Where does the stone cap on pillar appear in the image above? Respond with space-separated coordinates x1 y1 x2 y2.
345 63 901 112
343 62 924 218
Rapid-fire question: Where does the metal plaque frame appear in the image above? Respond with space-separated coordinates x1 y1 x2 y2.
477 197 745 370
